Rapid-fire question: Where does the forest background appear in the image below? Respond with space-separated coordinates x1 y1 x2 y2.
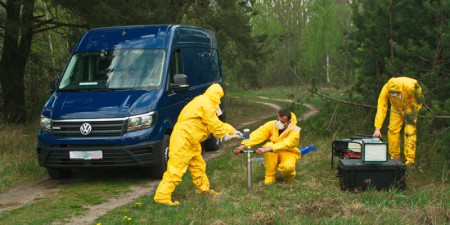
0 0 448 175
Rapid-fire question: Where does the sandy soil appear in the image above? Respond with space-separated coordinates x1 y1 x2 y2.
0 97 318 224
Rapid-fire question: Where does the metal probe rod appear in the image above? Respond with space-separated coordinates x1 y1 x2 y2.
243 128 252 190
247 147 251 189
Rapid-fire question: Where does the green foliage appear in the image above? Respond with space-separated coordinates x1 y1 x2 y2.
251 0 353 88
348 0 450 108
251 0 305 87
181 1 265 89
299 0 352 84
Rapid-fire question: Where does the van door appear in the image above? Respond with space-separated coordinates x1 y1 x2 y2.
150 48 189 177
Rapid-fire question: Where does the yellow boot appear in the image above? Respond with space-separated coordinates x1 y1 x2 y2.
405 161 415 167
264 176 276 185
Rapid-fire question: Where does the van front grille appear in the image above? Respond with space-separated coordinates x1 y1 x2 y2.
52 118 127 137
38 145 154 167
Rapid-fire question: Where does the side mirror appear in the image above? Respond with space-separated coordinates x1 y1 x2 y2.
49 77 59 94
170 74 189 92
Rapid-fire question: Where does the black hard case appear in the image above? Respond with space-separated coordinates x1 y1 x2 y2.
337 159 406 191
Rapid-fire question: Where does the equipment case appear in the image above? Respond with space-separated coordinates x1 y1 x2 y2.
337 159 406 191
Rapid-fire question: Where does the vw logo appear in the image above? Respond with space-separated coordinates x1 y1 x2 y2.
80 123 92 135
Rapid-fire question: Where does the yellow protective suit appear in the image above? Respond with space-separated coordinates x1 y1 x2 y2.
154 83 236 206
374 77 423 164
241 113 301 184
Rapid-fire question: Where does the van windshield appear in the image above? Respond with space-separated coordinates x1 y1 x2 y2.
59 49 165 90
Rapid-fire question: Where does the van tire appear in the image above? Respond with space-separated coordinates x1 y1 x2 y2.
47 167 72 179
202 136 221 152
151 134 170 178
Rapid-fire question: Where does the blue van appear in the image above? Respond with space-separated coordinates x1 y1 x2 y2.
37 25 225 179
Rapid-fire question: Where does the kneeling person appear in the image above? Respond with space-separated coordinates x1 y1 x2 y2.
234 108 301 184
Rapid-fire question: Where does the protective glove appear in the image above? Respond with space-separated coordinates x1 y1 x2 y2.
233 130 244 139
222 133 231 141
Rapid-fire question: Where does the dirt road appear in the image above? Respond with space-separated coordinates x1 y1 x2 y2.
0 97 318 224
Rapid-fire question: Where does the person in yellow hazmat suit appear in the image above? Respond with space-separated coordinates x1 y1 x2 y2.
154 83 242 206
234 108 301 184
373 77 424 166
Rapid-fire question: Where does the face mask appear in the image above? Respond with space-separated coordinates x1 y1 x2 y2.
276 120 285 130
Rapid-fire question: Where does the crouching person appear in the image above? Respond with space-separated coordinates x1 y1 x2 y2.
234 108 301 184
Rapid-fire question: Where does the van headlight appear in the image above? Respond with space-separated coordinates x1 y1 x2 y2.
127 112 156 131
40 116 52 131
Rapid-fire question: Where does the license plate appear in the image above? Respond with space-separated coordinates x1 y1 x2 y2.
70 151 103 160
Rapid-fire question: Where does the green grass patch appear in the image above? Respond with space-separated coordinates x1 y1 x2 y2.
95 135 449 224
0 123 45 192
0 175 143 224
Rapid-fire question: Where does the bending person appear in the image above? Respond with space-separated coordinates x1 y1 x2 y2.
154 83 242 206
373 76 423 166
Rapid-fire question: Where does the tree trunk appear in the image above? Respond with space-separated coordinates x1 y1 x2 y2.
0 0 35 123
388 0 394 61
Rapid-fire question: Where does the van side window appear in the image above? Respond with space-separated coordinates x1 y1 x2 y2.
181 47 221 86
169 49 183 83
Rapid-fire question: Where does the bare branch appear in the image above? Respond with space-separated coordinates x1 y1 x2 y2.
289 65 376 109
33 17 53 29
32 19 89 34
0 1 6 9
33 25 63 34
424 115 450 119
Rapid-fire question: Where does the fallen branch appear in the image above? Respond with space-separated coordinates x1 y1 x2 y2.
289 65 376 109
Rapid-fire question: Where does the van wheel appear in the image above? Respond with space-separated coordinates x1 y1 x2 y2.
151 134 170 178
202 136 221 152
47 167 72 179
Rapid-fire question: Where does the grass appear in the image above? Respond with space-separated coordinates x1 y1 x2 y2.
0 177 137 224
94 135 448 224
0 86 448 224
0 122 45 192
